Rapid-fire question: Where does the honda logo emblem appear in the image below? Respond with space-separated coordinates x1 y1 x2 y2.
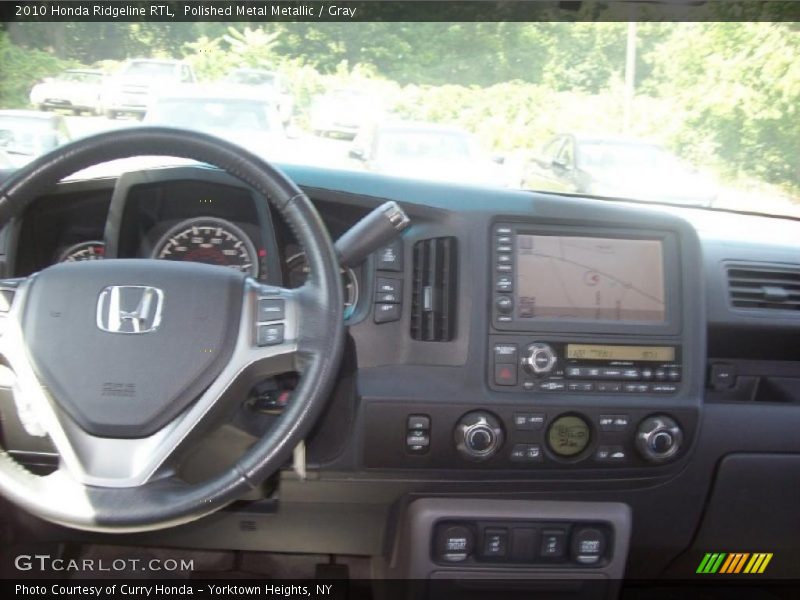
96 286 164 334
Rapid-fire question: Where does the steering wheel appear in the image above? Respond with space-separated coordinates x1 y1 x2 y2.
0 127 344 532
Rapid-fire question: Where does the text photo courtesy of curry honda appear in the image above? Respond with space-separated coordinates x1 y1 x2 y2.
0 2 799 599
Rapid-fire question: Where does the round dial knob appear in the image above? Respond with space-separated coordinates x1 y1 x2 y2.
636 415 683 463
455 411 504 461
521 343 557 376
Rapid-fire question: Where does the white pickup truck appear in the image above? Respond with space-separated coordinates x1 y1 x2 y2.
101 59 197 119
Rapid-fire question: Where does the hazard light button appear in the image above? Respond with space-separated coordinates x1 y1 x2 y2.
494 364 518 386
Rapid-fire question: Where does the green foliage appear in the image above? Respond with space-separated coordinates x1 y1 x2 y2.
0 31 75 108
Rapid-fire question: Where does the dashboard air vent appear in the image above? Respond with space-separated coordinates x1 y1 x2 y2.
727 263 800 312
410 237 458 341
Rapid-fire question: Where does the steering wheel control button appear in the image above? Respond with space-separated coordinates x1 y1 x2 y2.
455 411 504 460
493 343 518 364
513 412 546 430
434 523 475 562
636 415 683 463
257 323 284 346
571 527 606 565
547 414 591 458
540 529 567 559
374 302 401 323
257 298 285 321
494 364 518 386
481 528 508 558
376 240 403 272
510 444 543 463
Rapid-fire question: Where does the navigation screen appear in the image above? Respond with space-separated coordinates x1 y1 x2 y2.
515 234 665 322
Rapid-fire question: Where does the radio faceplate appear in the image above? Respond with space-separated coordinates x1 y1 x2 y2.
489 338 682 395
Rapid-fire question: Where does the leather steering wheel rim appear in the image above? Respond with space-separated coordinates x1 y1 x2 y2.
0 127 344 532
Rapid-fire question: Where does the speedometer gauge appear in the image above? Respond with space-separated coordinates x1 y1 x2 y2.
58 240 105 263
152 217 258 277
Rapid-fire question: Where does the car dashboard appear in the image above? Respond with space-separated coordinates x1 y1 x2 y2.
1 161 800 593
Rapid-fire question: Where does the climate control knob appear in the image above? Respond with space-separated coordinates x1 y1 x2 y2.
521 343 557 376
455 411 504 461
636 415 683 463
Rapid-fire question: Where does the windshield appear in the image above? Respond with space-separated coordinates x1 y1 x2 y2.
0 116 59 156
146 99 280 132
376 131 473 163
121 62 177 78
1 19 798 217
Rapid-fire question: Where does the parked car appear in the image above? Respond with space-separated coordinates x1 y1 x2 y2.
526 133 718 207
349 121 511 187
310 88 385 138
143 87 287 158
0 110 70 167
101 59 197 119
28 69 105 115
224 68 294 125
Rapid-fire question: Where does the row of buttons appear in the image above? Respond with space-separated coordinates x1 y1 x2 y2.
494 228 514 323
374 240 404 324
504 375 679 394
566 365 681 381
435 521 607 565
406 414 430 454
256 298 285 346
514 412 630 433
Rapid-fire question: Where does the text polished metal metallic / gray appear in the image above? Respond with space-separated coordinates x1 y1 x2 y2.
96 285 164 334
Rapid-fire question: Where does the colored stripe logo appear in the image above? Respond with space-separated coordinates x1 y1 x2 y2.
697 552 773 574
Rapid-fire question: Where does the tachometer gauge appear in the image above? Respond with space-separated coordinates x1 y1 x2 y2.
58 240 105 263
152 217 258 277
286 252 359 317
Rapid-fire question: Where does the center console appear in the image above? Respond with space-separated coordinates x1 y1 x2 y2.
363 220 699 475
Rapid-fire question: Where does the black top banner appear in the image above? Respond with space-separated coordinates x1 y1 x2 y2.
1 1 799 23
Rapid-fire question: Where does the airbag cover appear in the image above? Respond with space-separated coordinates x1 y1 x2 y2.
22 260 244 438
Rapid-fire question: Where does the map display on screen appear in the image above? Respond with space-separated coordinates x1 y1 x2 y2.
515 234 666 322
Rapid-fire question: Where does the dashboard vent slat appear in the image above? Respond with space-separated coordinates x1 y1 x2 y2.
411 237 457 341
727 264 800 312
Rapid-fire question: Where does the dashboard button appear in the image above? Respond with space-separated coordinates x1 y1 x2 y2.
376 240 403 271
374 303 401 323
621 368 641 380
538 380 566 392
652 383 678 393
511 528 537 562
654 368 667 381
595 445 627 462
496 235 512 244
568 382 594 392
497 254 512 264
435 524 475 562
257 298 285 322
496 276 513 292
640 367 654 380
571 527 606 565
257 324 284 346
600 367 623 378
596 382 622 393
375 278 402 303
513 413 545 430
540 529 566 559
495 227 512 235
406 431 429 454
710 363 736 390
497 264 512 273
493 343 518 364
623 383 650 393
667 368 682 381
408 414 430 431
494 364 517 386
495 295 513 313
482 528 508 558
496 244 513 253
